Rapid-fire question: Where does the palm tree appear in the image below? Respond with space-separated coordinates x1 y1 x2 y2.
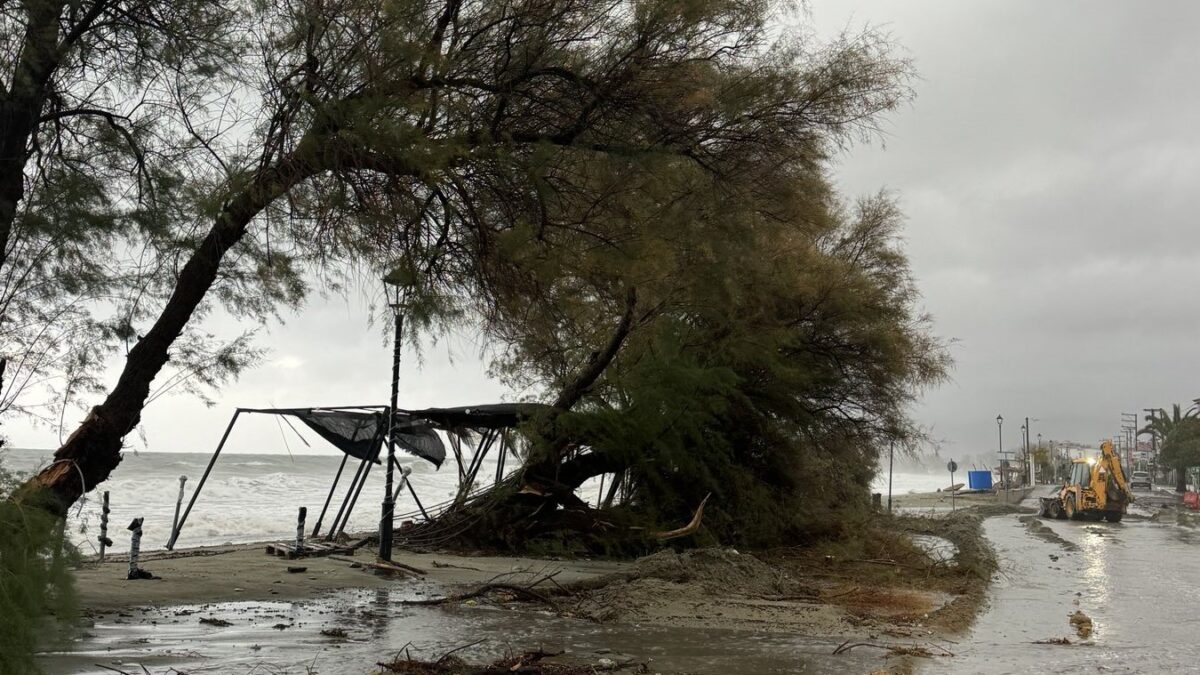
1143 403 1200 492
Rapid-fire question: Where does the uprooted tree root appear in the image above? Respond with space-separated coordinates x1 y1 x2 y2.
377 648 647 674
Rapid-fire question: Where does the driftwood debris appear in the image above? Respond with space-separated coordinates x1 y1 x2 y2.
832 640 953 658
401 571 562 610
377 646 647 674
328 555 428 576
266 540 353 559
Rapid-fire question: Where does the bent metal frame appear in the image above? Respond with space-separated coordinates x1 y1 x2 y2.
164 403 540 550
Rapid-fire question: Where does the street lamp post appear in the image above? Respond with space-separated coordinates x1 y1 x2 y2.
1020 422 1027 486
996 415 1006 499
379 277 407 563
1036 433 1042 484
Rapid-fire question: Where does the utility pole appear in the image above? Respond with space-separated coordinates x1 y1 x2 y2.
1122 412 1138 472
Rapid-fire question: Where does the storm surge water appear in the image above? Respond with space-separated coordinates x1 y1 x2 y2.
2 448 484 554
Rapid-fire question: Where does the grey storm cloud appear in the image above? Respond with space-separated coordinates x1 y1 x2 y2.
819 1 1200 461
10 1 1200 464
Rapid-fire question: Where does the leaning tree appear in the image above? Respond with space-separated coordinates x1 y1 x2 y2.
11 0 932 549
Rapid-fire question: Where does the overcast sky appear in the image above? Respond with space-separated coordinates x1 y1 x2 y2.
10 1 1200 466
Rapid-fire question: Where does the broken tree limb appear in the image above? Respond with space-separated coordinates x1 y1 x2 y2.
652 493 711 540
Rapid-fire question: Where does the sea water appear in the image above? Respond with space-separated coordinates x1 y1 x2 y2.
1 447 498 554
3 446 947 555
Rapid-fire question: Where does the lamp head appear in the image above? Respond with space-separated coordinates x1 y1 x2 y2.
382 266 418 308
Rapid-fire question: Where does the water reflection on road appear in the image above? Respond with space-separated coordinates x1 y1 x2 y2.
924 498 1198 674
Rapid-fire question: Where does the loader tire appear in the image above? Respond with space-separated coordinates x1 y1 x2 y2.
1064 494 1078 520
1054 501 1067 519
1104 511 1123 523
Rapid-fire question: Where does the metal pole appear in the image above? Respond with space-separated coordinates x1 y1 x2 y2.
1145 408 1159 482
380 308 403 562
887 440 894 512
496 431 508 484
311 453 349 538
326 443 374 541
1024 417 1030 486
333 444 378 540
170 475 187 541
997 416 1006 501
406 479 431 522
168 410 241 549
950 464 956 511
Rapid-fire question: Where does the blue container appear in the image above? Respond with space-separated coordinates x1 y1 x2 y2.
967 470 993 490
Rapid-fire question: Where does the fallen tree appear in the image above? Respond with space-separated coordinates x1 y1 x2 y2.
406 192 949 553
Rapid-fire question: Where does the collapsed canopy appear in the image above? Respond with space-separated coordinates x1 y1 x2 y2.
271 403 551 468
287 409 445 468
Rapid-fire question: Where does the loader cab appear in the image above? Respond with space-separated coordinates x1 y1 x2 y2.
1069 460 1091 488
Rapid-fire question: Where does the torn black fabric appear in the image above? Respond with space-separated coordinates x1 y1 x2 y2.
291 410 384 464
391 417 446 468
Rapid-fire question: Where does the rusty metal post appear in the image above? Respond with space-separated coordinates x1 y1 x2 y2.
98 491 111 562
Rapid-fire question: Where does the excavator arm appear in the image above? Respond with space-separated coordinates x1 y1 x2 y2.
1097 440 1133 505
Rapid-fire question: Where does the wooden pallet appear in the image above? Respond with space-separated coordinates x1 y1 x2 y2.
265 541 354 559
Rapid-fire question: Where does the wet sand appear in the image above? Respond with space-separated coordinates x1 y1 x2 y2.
75 544 627 611
50 536 970 674
54 545 913 675
890 486 1035 510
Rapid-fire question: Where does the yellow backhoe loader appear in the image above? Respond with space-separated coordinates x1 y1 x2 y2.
1039 440 1132 522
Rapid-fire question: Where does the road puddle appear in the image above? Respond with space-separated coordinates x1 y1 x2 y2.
923 504 1200 673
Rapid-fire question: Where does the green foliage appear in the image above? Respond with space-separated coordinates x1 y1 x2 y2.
0 461 78 673
505 186 947 547
1144 404 1200 471
0 0 260 426
1163 417 1200 473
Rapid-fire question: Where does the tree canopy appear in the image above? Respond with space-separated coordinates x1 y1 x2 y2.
1143 403 1200 492
3 0 946 556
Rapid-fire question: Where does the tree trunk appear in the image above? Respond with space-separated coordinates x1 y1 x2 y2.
520 288 637 492
13 142 319 516
0 1 71 270
1178 464 1189 494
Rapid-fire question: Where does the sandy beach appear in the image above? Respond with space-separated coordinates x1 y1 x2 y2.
74 543 628 611
45 512 989 675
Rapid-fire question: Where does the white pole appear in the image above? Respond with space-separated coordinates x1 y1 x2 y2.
170 475 187 541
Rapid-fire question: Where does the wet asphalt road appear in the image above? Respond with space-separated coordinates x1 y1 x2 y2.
925 488 1198 674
